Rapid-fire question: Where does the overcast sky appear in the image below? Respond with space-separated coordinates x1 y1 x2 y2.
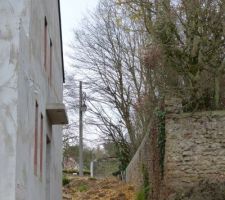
60 0 101 146
60 0 99 71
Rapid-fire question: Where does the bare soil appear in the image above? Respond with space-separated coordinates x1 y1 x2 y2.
63 176 136 200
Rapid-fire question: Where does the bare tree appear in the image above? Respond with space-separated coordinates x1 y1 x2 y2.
63 73 79 146
70 0 160 167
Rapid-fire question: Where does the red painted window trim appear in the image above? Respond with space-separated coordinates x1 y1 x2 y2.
49 39 53 85
34 102 38 176
40 114 43 179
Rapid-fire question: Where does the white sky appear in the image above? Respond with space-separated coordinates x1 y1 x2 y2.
60 0 101 146
60 0 99 72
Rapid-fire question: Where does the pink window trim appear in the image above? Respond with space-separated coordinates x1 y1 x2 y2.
34 102 38 176
40 114 43 179
49 39 53 85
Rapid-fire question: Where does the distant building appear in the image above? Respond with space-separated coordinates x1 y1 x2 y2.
0 1 68 200
63 157 79 170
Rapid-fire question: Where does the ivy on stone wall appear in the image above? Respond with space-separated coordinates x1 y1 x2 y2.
155 109 166 178
142 163 150 200
116 145 131 172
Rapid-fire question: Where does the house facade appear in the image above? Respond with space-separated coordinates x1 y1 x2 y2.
0 0 67 200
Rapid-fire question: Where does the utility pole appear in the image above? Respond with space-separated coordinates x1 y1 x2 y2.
79 81 84 176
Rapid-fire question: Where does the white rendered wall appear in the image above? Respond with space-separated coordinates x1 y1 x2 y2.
0 0 64 200
0 1 28 199
16 0 64 199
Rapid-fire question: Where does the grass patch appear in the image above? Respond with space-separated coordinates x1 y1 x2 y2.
78 184 89 192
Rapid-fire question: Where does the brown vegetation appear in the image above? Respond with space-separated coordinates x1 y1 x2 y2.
63 176 136 200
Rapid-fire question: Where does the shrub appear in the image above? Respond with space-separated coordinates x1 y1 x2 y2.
83 169 90 176
63 169 79 174
62 175 70 186
63 169 90 176
88 177 97 181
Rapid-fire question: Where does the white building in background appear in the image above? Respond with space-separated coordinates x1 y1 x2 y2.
63 157 79 171
0 0 68 200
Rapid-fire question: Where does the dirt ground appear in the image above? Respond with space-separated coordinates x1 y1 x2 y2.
63 176 136 200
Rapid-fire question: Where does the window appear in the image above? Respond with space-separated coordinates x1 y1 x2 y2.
44 18 48 70
46 135 51 200
49 39 53 84
44 17 53 85
40 114 43 179
34 102 39 176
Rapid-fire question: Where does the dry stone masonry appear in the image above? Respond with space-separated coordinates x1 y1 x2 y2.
126 98 225 200
164 110 225 198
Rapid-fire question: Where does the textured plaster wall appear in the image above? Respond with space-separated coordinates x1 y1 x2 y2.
16 0 63 199
0 0 64 200
0 1 28 199
164 111 225 198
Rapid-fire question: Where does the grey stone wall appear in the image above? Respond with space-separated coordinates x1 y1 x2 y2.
126 101 225 199
126 133 151 189
164 111 225 198
126 125 161 200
